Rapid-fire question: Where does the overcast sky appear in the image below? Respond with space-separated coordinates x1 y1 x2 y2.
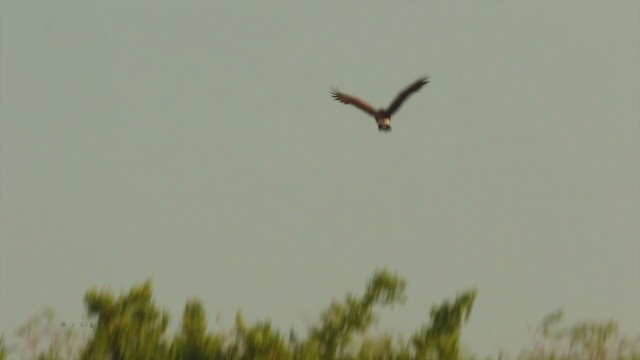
1 1 638 357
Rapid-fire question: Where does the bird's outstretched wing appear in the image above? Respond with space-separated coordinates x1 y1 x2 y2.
331 90 379 118
384 76 430 116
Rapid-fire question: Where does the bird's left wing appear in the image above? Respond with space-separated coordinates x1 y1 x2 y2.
385 76 430 116
331 90 379 118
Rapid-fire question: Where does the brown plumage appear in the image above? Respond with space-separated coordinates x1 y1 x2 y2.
331 76 430 132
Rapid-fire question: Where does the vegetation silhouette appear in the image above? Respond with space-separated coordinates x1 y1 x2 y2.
1 269 638 360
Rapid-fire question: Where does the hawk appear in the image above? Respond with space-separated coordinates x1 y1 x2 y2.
331 76 430 132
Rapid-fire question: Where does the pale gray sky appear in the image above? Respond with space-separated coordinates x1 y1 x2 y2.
1 1 638 357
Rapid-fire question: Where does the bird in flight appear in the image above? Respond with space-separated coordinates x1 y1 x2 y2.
331 76 430 132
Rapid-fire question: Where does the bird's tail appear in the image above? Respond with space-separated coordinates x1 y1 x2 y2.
378 124 392 132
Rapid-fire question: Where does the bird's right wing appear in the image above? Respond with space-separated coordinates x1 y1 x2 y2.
385 76 430 116
331 90 379 118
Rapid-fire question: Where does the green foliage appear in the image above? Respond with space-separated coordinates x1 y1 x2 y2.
355 332 413 360
4 308 85 360
305 269 407 359
0 335 6 360
79 280 171 360
411 288 477 360
228 311 292 360
517 309 640 360
2 270 637 360
168 300 224 360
